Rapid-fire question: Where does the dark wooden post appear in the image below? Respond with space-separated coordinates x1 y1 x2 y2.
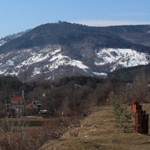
132 102 149 134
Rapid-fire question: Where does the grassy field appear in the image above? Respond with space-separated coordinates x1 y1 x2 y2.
41 104 150 150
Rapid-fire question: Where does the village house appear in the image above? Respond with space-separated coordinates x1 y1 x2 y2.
5 95 44 117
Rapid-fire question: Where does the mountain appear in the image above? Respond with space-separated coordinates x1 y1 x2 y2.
0 22 150 81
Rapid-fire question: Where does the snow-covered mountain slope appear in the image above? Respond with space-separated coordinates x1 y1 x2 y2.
0 45 90 81
0 45 149 81
95 48 150 72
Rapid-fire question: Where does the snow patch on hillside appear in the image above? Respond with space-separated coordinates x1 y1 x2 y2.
48 51 88 71
93 72 107 78
0 40 7 46
95 48 150 71
32 67 41 77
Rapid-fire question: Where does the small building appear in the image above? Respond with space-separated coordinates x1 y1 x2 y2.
5 95 45 117
8 96 25 117
25 103 39 116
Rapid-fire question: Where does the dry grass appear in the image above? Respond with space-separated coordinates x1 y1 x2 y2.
41 104 150 150
0 115 82 150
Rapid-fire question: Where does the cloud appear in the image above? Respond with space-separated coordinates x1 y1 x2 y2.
72 20 150 26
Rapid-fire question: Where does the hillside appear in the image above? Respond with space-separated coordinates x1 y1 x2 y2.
104 25 150 47
42 105 150 150
108 64 150 82
1 23 150 52
0 22 150 81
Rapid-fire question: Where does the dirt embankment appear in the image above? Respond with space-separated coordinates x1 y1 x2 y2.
41 104 150 150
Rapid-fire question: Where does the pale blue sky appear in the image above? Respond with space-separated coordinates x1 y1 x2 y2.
0 0 150 38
